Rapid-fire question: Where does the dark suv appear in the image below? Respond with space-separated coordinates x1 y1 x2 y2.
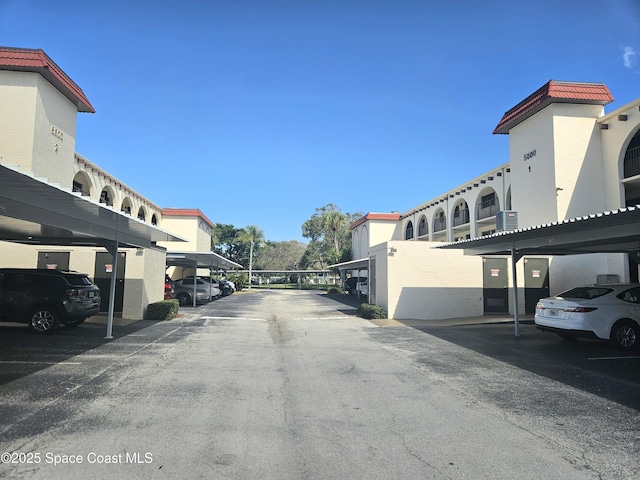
0 269 101 334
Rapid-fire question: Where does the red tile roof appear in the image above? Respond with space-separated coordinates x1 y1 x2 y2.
493 80 613 135
350 212 401 230
0 47 95 113
162 208 215 229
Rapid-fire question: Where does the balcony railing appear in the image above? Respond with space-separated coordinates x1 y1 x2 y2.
453 209 470 227
477 203 500 220
624 146 640 178
433 218 446 232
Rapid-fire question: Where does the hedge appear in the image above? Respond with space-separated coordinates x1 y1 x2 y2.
326 286 343 295
357 303 387 320
147 300 179 321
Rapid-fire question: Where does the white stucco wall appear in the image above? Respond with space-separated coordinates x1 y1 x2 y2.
370 241 484 320
0 71 78 186
159 215 211 252
600 99 640 209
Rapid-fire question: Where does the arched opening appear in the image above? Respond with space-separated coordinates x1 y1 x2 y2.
72 171 92 196
151 214 158 226
418 215 428 237
433 209 446 233
405 220 414 240
137 206 146 221
121 197 132 215
623 129 640 180
453 200 469 227
476 188 500 220
99 186 114 206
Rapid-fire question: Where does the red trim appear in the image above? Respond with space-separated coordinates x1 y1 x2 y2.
0 47 95 113
350 212 401 230
162 208 215 229
493 80 613 134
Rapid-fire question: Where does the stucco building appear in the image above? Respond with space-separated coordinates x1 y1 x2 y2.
346 80 640 321
0 47 232 320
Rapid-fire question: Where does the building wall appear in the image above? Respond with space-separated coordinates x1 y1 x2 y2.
600 99 640 209
159 215 212 252
0 58 192 321
370 241 484 320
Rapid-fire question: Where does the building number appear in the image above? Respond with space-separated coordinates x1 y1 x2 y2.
50 126 63 141
523 149 536 161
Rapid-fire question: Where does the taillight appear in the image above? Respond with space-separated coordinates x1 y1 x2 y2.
563 307 598 313
66 288 87 298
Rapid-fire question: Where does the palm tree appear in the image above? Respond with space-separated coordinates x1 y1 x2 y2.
323 209 346 258
236 225 264 289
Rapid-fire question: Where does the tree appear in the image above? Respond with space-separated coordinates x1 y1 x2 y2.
235 225 265 288
255 240 307 270
301 204 361 267
211 224 247 266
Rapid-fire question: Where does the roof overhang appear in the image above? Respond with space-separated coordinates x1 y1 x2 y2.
436 206 640 256
0 164 186 249
166 251 242 270
328 258 370 271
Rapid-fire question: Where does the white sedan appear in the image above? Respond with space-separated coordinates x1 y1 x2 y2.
535 283 640 350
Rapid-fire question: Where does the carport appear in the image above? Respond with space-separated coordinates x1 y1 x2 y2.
0 164 186 338
166 251 242 305
329 258 370 301
437 206 640 336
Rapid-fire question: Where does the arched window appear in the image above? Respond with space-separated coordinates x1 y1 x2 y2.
137 207 146 221
405 221 414 240
151 214 158 226
418 215 428 236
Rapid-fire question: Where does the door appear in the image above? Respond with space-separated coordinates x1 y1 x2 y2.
524 258 549 314
37 252 70 270
94 251 126 313
482 258 509 314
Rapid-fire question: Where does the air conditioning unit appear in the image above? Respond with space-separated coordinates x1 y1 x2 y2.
496 211 518 232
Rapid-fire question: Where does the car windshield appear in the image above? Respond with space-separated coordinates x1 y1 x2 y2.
557 286 613 300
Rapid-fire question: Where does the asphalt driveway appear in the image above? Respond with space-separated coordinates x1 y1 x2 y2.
1 290 638 479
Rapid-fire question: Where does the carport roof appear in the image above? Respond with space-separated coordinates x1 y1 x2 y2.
436 205 640 256
0 164 186 249
166 251 243 270
328 258 370 270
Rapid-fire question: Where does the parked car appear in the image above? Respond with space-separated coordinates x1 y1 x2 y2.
535 283 640 350
171 278 209 306
356 279 369 296
217 279 234 296
344 277 367 295
0 268 101 334
180 277 221 300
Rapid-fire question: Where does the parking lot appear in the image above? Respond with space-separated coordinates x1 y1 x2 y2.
1 290 639 479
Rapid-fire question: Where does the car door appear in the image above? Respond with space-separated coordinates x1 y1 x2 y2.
617 286 640 319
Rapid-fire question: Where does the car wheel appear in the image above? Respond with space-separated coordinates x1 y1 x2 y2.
177 293 190 306
610 319 639 350
62 317 86 327
27 307 60 334
557 332 578 341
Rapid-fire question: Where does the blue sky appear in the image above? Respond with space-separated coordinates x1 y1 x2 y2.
1 0 639 242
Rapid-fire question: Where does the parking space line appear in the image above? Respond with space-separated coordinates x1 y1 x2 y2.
0 361 82 365
587 356 640 361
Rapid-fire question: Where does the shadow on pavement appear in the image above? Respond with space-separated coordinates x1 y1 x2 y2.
412 321 640 411
0 319 159 386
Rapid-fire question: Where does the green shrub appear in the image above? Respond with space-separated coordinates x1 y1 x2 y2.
357 303 387 320
326 286 343 295
227 273 247 291
147 300 179 320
